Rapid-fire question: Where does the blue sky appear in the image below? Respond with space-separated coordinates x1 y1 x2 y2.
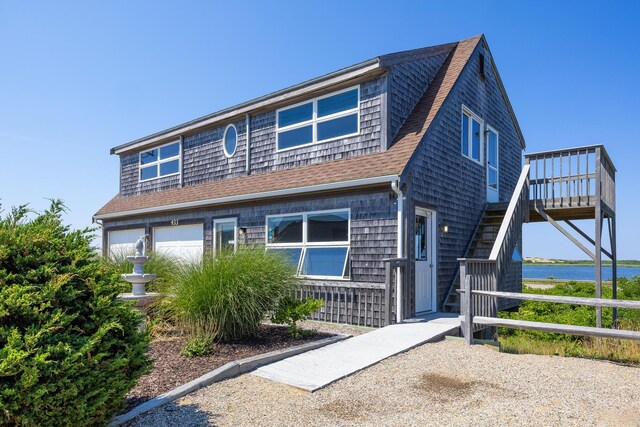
0 1 638 259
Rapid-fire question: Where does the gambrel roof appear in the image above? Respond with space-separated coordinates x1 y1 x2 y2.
95 35 524 220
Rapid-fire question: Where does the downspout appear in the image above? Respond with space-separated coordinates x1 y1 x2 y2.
179 135 184 187
391 180 404 323
245 113 251 174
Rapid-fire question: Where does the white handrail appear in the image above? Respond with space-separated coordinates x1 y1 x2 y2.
489 164 530 260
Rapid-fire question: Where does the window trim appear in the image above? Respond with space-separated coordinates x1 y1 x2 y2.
275 86 360 153
213 217 238 255
265 208 351 280
486 124 500 196
222 124 238 158
139 139 182 183
461 106 484 165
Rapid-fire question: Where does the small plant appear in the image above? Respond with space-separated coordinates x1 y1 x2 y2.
172 246 297 343
181 335 214 358
272 296 324 338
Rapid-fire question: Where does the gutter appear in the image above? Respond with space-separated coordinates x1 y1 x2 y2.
94 174 400 221
391 179 404 323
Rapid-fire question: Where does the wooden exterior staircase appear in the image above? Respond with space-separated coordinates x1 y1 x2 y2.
442 204 507 312
444 144 617 328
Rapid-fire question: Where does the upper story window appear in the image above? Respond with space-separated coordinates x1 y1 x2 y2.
461 107 483 164
139 140 180 182
223 124 237 158
265 209 350 279
276 86 360 151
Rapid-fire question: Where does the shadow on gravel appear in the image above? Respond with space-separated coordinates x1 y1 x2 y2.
414 373 509 402
127 403 219 427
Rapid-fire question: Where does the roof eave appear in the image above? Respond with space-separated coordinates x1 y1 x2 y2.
93 174 400 220
111 59 384 155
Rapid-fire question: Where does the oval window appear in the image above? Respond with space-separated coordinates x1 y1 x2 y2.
223 124 237 158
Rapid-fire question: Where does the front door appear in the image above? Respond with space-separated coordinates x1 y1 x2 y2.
213 218 237 255
415 208 435 313
486 126 499 202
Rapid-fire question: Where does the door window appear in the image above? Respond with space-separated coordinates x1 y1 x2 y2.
415 215 428 261
214 220 236 254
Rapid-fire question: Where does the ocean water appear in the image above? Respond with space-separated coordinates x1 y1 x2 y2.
523 265 640 281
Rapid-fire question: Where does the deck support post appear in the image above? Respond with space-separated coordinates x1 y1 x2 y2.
609 216 618 324
594 149 603 328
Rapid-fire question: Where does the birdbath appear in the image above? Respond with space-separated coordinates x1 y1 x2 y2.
119 237 159 306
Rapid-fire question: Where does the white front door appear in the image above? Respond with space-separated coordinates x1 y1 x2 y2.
213 218 237 255
415 208 436 313
486 126 499 202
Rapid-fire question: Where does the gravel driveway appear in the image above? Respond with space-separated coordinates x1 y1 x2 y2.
127 339 640 427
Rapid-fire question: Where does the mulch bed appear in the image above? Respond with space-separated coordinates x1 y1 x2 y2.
124 324 333 412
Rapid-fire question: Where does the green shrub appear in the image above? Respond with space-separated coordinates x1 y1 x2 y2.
172 247 297 342
272 296 324 338
105 250 181 294
618 276 640 324
0 201 150 426
181 335 214 358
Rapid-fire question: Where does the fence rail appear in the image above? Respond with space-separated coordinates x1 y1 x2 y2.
458 284 640 344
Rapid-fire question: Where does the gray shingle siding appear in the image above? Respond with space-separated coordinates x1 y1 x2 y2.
103 190 397 284
387 53 450 145
182 119 247 187
249 78 385 174
404 43 523 315
120 152 181 196
119 79 386 195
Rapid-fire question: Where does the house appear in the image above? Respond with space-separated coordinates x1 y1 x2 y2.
95 34 527 326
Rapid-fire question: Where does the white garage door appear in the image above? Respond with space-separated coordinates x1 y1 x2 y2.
108 228 145 258
153 224 204 262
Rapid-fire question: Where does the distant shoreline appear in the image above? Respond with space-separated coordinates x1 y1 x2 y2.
523 259 640 267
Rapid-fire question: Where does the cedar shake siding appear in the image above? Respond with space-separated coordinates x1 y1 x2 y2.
404 41 523 315
120 78 387 197
387 52 450 145
102 190 397 284
250 78 386 174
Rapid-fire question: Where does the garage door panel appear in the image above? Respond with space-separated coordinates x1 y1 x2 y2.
108 229 145 258
153 224 204 262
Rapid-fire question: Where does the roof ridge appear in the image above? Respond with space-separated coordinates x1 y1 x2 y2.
382 35 483 175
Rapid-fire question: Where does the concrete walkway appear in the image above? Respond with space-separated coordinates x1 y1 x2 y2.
253 313 460 391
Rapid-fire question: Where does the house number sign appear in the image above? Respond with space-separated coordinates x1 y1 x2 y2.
171 219 179 226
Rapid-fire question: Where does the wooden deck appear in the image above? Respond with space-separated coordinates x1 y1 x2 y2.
525 144 616 221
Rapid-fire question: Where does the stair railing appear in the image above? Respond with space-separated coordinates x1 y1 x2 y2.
459 164 529 332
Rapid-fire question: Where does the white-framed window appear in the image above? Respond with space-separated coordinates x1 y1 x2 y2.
139 140 181 182
213 217 237 254
276 86 360 152
265 209 350 279
461 106 483 164
223 124 237 158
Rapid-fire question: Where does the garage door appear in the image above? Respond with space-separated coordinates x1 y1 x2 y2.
153 224 204 262
108 228 145 258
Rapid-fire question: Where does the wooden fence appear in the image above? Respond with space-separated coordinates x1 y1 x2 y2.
458 276 640 344
296 258 404 328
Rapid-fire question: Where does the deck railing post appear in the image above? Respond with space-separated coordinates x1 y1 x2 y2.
384 260 392 326
459 260 473 345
